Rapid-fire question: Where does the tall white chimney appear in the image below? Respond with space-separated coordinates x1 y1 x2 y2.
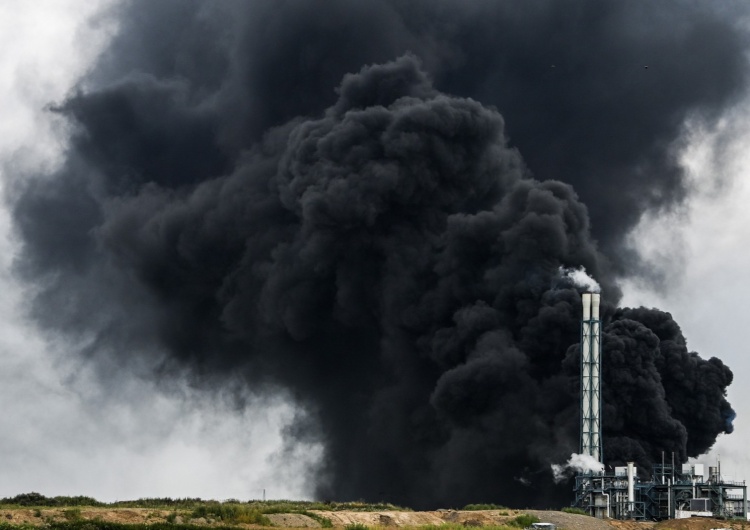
627 461 635 510
581 292 602 464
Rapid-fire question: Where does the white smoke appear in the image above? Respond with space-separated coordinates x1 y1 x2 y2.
551 453 605 483
559 265 601 293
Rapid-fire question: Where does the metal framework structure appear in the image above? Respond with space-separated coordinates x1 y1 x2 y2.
580 293 602 462
573 460 748 520
572 292 747 520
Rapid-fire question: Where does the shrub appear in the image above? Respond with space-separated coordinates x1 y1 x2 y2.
190 504 271 526
111 498 204 509
508 514 539 528
0 493 103 508
561 507 589 516
234 509 271 526
463 504 509 511
303 512 333 528
247 500 409 513
1 492 50 506
63 509 82 522
20 521 246 530
55 497 102 507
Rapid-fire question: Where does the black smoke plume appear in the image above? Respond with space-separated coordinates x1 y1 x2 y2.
8 0 745 508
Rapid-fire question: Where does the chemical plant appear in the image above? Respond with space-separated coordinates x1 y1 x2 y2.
572 293 748 520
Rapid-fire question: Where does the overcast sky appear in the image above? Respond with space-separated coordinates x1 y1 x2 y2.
1 0 750 503
621 106 750 480
0 1 315 501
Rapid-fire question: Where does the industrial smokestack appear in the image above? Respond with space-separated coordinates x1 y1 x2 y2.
627 461 635 511
592 293 600 319
582 293 592 320
591 293 601 463
581 292 602 464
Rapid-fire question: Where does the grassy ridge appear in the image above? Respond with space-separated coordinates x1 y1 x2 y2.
0 495 407 513
0 495 104 508
0 494 412 528
0 492 412 517
0 523 244 530
0 524 538 530
0 494 552 530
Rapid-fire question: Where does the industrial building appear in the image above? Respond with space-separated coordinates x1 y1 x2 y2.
572 293 748 520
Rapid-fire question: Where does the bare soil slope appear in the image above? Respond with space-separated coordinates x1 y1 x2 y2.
0 508 626 529
310 508 615 530
0 507 744 530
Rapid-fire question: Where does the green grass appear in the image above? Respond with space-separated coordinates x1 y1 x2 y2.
0 494 103 508
247 500 409 513
0 494 409 513
110 500 203 510
561 507 589 516
184 500 382 525
0 494 404 530
462 504 510 511
63 509 82 522
508 514 540 528
190 504 271 525
300 512 333 527
0 523 245 530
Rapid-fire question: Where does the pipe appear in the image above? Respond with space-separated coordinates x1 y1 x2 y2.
591 293 600 319
580 292 603 464
583 293 592 320
662 451 665 485
590 293 601 463
627 462 635 514
602 493 610 518
668 479 671 519
581 293 593 459
601 477 610 518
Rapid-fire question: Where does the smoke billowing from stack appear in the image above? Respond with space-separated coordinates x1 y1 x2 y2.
7 0 744 508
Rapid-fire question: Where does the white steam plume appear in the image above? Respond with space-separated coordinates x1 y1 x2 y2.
559 265 601 293
551 453 605 483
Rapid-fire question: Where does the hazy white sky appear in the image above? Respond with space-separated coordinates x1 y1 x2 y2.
621 108 750 480
1 0 749 502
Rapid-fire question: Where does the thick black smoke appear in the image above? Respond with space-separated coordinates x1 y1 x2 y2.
9 0 745 508
601 308 735 466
